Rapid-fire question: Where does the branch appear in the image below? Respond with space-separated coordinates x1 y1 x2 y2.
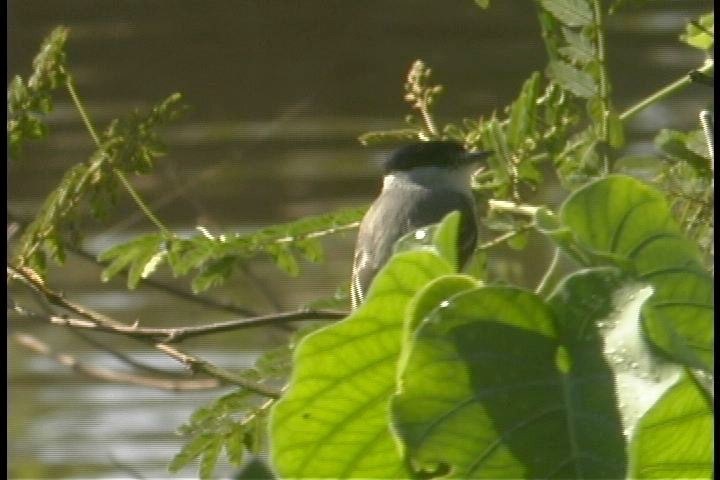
13 333 221 391
63 68 171 236
22 306 346 342
478 224 534 250
9 266 347 342
8 264 126 329
9 265 293 398
69 327 192 378
620 58 714 122
488 199 542 217
154 343 281 398
163 308 347 342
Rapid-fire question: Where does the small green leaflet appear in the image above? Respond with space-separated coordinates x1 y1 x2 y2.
559 27 595 65
680 12 714 51
99 233 165 289
548 61 598 98
541 0 594 27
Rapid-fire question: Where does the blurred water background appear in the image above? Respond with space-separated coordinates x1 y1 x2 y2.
7 1 711 478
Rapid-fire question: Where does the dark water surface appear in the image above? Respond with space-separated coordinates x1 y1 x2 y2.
8 1 710 478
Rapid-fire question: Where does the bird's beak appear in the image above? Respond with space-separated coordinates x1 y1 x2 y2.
460 150 493 164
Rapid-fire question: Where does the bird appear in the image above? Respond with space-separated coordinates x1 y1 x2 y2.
350 140 490 310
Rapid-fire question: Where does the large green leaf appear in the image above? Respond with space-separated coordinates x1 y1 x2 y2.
642 270 714 372
594 282 684 438
558 175 713 372
269 250 453 478
392 272 627 479
432 210 462 270
630 373 713 479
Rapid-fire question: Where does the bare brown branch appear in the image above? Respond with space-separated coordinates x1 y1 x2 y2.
8 264 298 398
69 327 192 378
155 343 282 399
9 264 348 342
13 333 221 391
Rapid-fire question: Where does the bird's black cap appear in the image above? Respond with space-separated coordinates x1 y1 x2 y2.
382 140 491 174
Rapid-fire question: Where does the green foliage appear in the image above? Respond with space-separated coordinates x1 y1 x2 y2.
9 26 360 289
359 59 444 144
271 178 713 478
680 12 714 51
96 93 187 175
392 271 627 479
97 206 363 293
170 325 321 479
629 373 713 478
613 125 714 271
655 128 711 176
271 5 714 472
540 0 593 27
547 60 597 98
558 27 595 65
7 26 68 158
10 2 714 477
13 92 185 276
270 245 456 478
557 176 713 371
163 207 365 293
170 388 263 478
98 234 166 289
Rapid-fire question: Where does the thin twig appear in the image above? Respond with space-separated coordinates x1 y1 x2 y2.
8 264 126 329
63 69 171 236
154 343 281 399
13 333 220 391
699 110 713 171
240 384 289 431
620 58 714 122
17 304 345 342
107 454 147 480
237 261 284 313
478 224 534 251
9 266 346 340
591 0 610 175
103 96 316 235
69 327 191 378
488 199 542 217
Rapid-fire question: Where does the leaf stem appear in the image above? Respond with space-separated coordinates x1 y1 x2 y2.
619 58 714 122
63 69 171 237
535 247 560 296
591 0 610 174
488 199 542 217
420 105 438 138
699 110 713 172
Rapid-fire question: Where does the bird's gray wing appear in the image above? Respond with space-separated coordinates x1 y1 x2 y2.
406 188 478 269
350 187 476 309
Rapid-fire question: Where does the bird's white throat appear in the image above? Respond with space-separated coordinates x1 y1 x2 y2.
382 165 477 195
